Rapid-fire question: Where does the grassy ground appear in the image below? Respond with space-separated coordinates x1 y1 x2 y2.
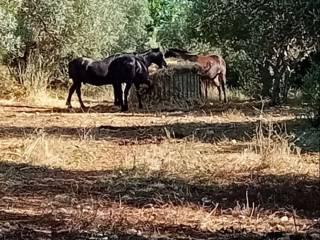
0 63 319 239
0 89 319 240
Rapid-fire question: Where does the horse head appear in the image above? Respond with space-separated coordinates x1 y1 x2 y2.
141 49 167 69
138 78 154 96
154 51 168 69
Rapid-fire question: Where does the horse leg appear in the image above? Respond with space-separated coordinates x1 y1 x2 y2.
220 73 227 103
217 86 222 102
113 83 124 110
134 83 143 109
113 85 121 106
205 80 208 99
75 83 86 109
122 83 132 112
221 82 227 103
66 82 77 108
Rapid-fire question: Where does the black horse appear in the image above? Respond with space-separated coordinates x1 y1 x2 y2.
103 49 167 107
66 48 167 111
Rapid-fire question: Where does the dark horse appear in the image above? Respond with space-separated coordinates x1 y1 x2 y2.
165 48 227 102
66 48 167 111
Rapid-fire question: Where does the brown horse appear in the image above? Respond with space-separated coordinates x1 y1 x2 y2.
165 48 227 102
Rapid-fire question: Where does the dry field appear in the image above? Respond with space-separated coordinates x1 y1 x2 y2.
0 94 319 239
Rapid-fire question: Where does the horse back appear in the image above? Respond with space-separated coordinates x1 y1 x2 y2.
206 55 225 67
68 57 111 85
107 55 136 83
88 61 109 77
195 55 226 80
107 55 150 85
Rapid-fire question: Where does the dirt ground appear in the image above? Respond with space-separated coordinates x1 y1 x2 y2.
0 99 319 240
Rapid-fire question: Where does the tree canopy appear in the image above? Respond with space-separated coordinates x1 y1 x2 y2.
1 0 319 106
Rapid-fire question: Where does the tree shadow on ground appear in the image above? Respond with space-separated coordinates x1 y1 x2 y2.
1 162 319 219
0 161 319 239
2 100 305 116
1 219 318 240
0 118 318 152
0 220 319 240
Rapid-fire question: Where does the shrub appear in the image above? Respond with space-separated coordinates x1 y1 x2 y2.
0 6 21 61
302 64 320 126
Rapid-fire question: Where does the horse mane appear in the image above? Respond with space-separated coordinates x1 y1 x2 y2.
138 48 161 55
207 54 222 60
168 48 192 54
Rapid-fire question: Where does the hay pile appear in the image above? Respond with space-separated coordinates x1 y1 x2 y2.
129 60 204 107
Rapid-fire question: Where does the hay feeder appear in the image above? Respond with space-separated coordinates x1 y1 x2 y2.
129 62 206 105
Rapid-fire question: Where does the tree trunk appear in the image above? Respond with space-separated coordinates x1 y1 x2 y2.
271 77 281 105
259 65 273 98
271 49 286 105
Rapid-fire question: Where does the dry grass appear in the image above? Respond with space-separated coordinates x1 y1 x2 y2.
0 66 27 100
0 63 115 110
0 98 319 239
2 123 316 180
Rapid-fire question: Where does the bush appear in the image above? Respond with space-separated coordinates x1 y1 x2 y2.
224 49 261 97
0 6 21 60
148 0 192 48
302 64 320 126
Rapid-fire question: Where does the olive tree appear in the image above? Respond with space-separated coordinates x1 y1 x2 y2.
1 0 151 87
0 0 22 61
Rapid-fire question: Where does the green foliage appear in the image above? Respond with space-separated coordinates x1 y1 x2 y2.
1 0 319 103
225 49 261 97
302 64 320 126
118 0 151 52
0 1 21 60
0 0 151 88
148 0 169 28
1 0 150 58
148 0 192 47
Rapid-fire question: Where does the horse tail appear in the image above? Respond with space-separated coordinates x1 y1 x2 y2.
219 66 227 103
68 58 80 81
68 57 88 80
219 56 227 87
219 56 226 72
209 55 226 84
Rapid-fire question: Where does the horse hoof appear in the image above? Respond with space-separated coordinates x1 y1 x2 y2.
121 106 129 112
80 106 88 111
